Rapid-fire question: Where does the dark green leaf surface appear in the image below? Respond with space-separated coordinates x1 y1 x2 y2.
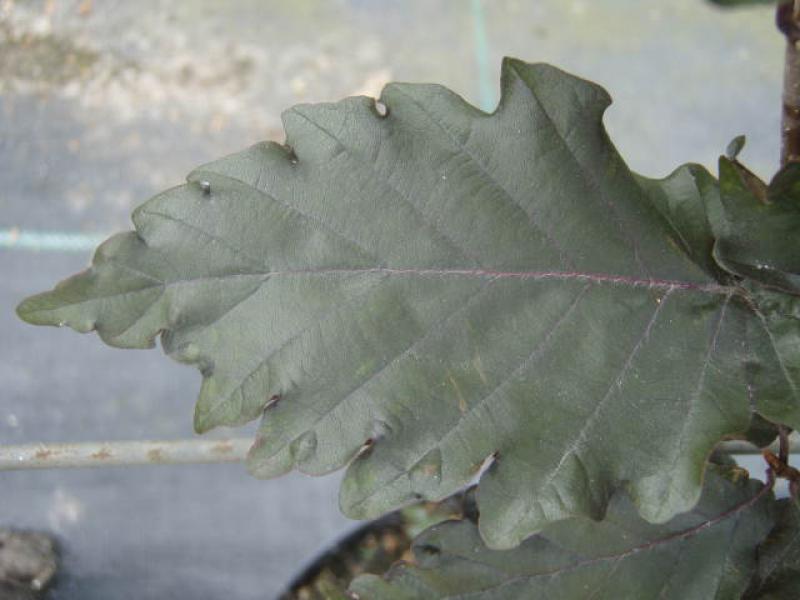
746 498 800 599
743 413 780 448
17 59 800 548
351 465 774 600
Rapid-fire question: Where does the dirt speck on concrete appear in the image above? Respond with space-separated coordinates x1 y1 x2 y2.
0 22 99 87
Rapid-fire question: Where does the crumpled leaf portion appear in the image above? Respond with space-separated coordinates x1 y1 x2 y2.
709 157 800 434
350 465 774 600
17 58 800 548
745 498 800 599
714 159 800 295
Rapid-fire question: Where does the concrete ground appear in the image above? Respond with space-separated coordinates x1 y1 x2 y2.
0 0 784 598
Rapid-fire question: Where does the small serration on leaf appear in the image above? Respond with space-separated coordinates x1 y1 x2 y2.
351 465 774 600
17 58 800 548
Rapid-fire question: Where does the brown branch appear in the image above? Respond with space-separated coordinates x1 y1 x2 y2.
777 2 800 165
770 425 800 499
762 446 800 502
779 425 791 464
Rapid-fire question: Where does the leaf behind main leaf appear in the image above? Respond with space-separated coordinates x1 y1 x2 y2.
350 465 775 600
745 498 800 599
17 58 800 549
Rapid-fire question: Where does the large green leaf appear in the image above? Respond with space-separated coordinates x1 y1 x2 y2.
17 58 800 548
350 465 775 599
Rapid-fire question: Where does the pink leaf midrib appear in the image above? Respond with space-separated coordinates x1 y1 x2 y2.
265 266 732 294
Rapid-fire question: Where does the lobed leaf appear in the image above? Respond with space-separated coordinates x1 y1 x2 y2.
17 59 800 548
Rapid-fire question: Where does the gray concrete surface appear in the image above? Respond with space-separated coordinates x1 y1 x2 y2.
0 0 785 597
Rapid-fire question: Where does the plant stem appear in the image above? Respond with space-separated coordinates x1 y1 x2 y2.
778 1 800 165
779 424 791 463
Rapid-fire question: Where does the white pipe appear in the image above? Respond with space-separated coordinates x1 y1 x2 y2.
0 438 787 471
0 438 252 470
